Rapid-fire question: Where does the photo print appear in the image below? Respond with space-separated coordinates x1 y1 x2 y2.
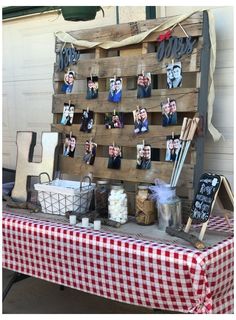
80 109 94 133
107 144 122 170
137 72 151 99
105 111 124 129
108 77 122 103
161 99 177 127
83 140 97 165
133 106 149 134
166 62 182 89
60 103 75 126
61 70 75 94
63 134 77 158
136 144 151 170
86 76 98 99
165 135 181 162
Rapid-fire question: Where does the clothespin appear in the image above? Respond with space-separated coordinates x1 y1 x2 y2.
171 59 174 65
142 69 145 76
69 100 71 107
114 75 116 81
113 141 115 147
172 132 174 139
167 97 170 104
90 73 92 80
87 107 89 113
114 109 116 115
70 131 72 139
143 140 145 147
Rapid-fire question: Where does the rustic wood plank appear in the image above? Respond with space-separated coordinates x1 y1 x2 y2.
59 156 194 187
56 12 203 46
52 124 183 148
54 48 201 80
52 88 198 113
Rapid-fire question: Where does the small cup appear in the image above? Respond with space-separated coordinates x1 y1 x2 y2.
94 220 101 230
82 217 89 227
69 215 77 225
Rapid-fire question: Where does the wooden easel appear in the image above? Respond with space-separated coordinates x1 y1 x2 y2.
184 175 234 241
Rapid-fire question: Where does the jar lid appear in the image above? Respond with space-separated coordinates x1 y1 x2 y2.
97 180 109 185
138 185 149 190
111 184 123 190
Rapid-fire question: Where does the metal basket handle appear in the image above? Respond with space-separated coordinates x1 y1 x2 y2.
39 172 51 184
80 175 92 190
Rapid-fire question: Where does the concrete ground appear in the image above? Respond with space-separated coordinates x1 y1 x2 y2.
2 269 174 314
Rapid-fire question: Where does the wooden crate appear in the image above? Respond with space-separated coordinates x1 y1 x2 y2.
52 11 210 214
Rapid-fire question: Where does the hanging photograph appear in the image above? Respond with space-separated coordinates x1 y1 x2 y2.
80 109 94 133
83 140 97 165
105 111 124 129
107 144 122 170
86 76 98 99
60 103 75 126
137 72 152 98
108 77 122 103
166 62 182 89
161 99 177 126
136 144 151 169
165 135 181 162
133 106 149 134
63 134 77 158
61 70 75 94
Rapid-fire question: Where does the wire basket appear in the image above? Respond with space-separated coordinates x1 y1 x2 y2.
34 173 95 215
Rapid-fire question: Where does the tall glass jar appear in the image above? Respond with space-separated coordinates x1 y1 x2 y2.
95 180 110 218
157 185 182 230
135 185 156 225
108 184 128 224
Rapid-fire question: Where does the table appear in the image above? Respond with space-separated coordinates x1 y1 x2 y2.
2 210 234 314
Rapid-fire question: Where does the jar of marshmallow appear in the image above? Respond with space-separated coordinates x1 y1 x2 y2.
108 184 128 224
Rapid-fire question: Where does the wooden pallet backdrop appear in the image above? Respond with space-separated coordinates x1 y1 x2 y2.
52 11 210 214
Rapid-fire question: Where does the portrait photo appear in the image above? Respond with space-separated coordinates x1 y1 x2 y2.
80 109 94 133
165 135 181 162
63 134 77 158
60 103 75 126
107 144 122 170
105 111 124 129
83 140 97 165
133 106 149 134
166 62 182 89
86 76 98 100
61 70 75 94
108 77 122 103
161 99 177 127
136 144 151 170
137 72 152 99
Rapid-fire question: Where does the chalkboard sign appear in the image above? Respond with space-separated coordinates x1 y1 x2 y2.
190 173 222 222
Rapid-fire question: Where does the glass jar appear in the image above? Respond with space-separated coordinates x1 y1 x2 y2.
108 184 128 224
157 185 182 230
135 185 156 225
95 180 110 218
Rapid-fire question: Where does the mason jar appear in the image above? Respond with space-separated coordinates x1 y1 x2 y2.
157 185 182 230
95 180 110 218
108 184 128 224
135 185 156 225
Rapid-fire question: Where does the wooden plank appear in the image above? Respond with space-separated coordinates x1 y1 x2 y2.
51 124 184 148
193 11 210 193
52 88 198 113
54 48 201 80
59 156 194 187
56 12 203 45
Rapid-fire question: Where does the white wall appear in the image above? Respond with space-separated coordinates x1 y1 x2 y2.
2 6 234 189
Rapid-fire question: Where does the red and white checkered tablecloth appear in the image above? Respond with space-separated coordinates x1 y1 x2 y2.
2 212 234 314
